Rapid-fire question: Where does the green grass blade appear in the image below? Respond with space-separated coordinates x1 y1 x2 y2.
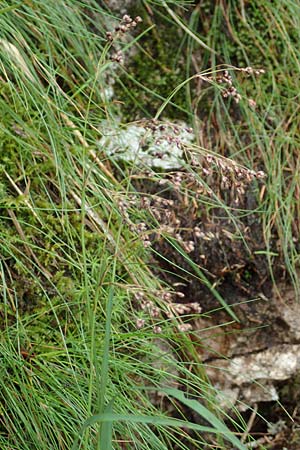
0 3 23 15
99 400 114 450
162 388 247 450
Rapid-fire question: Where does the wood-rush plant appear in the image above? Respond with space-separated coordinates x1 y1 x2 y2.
1 1 286 449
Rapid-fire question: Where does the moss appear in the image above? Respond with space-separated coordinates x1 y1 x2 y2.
0 84 113 320
114 6 190 121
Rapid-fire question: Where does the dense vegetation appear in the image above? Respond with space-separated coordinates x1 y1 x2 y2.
1 1 299 449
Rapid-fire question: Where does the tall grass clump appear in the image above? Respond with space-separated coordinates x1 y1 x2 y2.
0 1 255 450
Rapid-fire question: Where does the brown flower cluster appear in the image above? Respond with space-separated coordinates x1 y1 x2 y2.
165 301 202 318
197 66 265 105
133 288 201 333
172 147 267 204
106 14 142 64
200 153 266 194
106 14 142 42
217 70 242 103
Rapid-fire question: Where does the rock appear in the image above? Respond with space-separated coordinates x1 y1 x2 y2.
221 344 300 384
99 120 194 169
193 275 300 410
206 344 300 410
277 278 300 340
104 0 136 14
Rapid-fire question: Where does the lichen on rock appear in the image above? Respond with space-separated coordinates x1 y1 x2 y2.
99 119 194 169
